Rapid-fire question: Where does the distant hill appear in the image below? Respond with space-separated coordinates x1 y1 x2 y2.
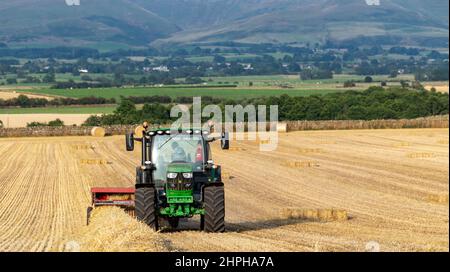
0 0 448 48
150 0 449 46
0 0 179 46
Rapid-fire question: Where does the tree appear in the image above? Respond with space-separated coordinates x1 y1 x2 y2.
411 81 425 91
113 72 125 85
185 77 204 85
6 78 17 85
213 55 226 63
367 105 397 120
364 76 373 83
345 106 368 120
288 62 301 72
27 121 48 127
43 72 55 83
400 80 409 89
81 75 92 81
300 68 332 80
48 119 64 126
114 99 138 124
343 81 356 88
83 115 102 126
17 95 30 107
140 103 170 124
389 70 398 78
115 99 136 116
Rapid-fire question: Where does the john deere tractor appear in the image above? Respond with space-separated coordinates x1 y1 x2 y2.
124 125 229 232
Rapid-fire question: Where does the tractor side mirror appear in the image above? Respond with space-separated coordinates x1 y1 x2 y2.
220 132 229 150
126 133 134 151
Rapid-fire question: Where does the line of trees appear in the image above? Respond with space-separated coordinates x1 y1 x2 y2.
125 95 222 105
51 81 120 89
83 87 449 126
0 95 116 108
27 119 64 127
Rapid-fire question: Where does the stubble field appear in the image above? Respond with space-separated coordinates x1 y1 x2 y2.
0 128 448 252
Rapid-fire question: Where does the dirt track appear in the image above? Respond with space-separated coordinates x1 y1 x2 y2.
0 129 448 252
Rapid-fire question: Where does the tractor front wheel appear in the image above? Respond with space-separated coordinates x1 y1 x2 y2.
203 186 225 232
135 187 159 231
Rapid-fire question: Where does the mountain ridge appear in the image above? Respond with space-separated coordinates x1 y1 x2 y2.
0 0 447 47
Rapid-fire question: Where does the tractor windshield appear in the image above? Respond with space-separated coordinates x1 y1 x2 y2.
151 134 205 183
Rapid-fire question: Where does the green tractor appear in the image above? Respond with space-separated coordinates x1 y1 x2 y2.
125 125 229 232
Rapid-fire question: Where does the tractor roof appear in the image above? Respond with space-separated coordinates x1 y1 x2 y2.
145 128 209 136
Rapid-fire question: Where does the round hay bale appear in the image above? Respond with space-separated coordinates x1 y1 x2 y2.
134 125 145 138
277 122 288 133
91 127 106 137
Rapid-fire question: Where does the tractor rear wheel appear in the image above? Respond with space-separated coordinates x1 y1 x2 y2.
168 218 179 229
203 186 225 232
200 215 205 230
135 187 159 231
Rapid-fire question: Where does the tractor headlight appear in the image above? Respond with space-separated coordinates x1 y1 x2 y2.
182 172 193 179
184 182 192 189
167 173 178 179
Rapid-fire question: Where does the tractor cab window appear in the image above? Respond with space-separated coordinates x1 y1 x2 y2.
151 134 205 183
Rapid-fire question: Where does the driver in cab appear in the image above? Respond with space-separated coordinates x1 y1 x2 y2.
171 142 187 162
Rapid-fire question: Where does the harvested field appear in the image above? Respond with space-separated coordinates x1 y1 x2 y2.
425 84 449 93
0 114 92 128
0 90 54 100
68 207 173 252
0 128 448 252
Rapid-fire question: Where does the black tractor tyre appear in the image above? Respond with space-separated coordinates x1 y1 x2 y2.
168 218 180 229
203 186 225 233
135 187 159 231
200 215 205 230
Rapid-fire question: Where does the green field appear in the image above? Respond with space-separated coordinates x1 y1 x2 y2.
203 74 414 87
17 86 347 101
0 106 115 114
2 72 443 115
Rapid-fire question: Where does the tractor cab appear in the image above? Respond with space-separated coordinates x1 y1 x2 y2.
151 132 209 187
126 127 229 231
146 130 219 208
